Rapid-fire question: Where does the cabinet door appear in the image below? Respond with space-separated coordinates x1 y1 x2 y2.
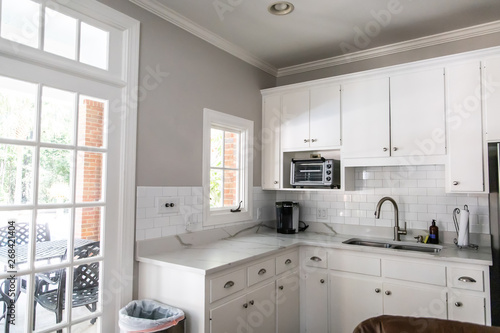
262 94 281 190
303 270 328 333
277 272 300 333
342 77 390 158
446 62 484 192
281 89 310 150
247 282 276 333
383 283 447 319
448 293 485 325
210 294 247 333
390 68 446 157
484 57 500 141
310 84 341 148
330 274 383 333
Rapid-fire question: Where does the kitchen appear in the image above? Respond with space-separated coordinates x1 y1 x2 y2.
1 0 500 332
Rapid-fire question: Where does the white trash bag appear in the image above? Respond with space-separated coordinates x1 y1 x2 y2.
119 299 185 333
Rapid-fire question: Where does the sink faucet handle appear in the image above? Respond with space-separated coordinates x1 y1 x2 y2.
399 222 407 235
414 235 424 243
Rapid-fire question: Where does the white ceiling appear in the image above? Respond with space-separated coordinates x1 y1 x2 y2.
131 0 500 76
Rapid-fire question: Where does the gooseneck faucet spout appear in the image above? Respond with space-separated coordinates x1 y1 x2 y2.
374 196 407 241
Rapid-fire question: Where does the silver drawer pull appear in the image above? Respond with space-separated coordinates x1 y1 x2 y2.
455 302 463 307
224 281 235 289
285 259 292 265
310 256 322 262
258 268 267 275
458 276 476 283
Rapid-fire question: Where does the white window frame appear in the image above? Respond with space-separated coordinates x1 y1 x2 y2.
203 108 253 226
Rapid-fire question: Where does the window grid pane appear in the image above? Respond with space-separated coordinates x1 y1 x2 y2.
43 8 77 60
0 0 40 48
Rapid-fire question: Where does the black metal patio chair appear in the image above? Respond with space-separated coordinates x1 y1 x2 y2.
32 241 100 332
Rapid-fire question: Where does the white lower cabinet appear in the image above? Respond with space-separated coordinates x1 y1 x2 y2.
210 282 276 333
276 271 300 333
302 270 329 333
330 274 382 333
448 293 486 325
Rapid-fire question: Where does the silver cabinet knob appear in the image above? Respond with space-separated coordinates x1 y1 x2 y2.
243 303 248 308
383 148 388 152
249 300 254 305
455 302 463 307
311 139 317 143
320 279 325 284
375 288 381 293
385 290 391 296
279 285 284 290
393 147 398 151
453 181 459 186
304 139 310 143
274 181 278 184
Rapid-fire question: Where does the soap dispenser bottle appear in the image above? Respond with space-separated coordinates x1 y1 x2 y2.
429 219 439 244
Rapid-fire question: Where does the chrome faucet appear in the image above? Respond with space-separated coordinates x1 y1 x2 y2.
374 196 407 241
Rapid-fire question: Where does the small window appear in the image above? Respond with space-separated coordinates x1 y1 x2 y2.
203 109 253 226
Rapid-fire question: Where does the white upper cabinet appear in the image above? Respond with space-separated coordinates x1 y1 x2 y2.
390 67 446 157
262 94 281 190
310 85 341 148
446 62 484 192
484 57 500 142
342 77 390 159
281 85 341 151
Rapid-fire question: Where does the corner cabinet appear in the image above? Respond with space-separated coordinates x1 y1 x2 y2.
281 84 341 151
262 94 281 190
445 61 484 192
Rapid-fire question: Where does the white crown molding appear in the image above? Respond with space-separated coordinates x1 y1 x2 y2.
129 0 278 76
277 20 500 77
128 0 500 78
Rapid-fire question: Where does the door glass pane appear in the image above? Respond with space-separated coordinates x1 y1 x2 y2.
0 0 40 48
32 268 69 331
0 144 34 205
38 148 73 204
0 212 32 273
224 131 239 168
210 128 223 167
0 76 37 141
74 207 102 256
80 22 109 70
72 317 99 333
71 260 100 321
44 8 77 60
75 152 105 203
0 274 29 333
40 87 76 145
224 170 239 207
35 208 71 266
210 169 222 208
78 96 106 148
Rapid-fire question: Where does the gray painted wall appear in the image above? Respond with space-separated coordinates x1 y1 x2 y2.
98 0 276 186
277 32 500 86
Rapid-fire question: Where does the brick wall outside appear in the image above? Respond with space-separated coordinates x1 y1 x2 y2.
224 132 238 206
74 99 104 241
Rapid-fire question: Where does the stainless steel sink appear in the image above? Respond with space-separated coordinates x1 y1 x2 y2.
343 238 442 253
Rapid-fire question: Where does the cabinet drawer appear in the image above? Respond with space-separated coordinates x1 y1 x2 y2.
329 252 381 276
449 267 484 292
383 259 446 286
276 251 299 275
210 269 245 303
303 247 328 269
248 258 275 286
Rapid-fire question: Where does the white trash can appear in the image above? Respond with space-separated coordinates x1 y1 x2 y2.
119 299 185 333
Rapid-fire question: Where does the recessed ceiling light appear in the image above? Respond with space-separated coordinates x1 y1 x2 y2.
268 2 294 15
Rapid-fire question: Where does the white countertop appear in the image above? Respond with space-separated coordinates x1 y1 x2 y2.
136 224 493 275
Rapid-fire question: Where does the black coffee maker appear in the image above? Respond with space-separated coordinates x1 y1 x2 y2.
275 201 299 234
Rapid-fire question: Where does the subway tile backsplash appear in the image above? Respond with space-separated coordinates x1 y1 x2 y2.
135 186 275 240
277 165 489 234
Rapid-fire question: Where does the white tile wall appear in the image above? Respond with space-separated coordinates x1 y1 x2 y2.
277 165 490 234
136 187 276 240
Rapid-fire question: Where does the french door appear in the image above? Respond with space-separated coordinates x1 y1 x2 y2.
0 54 123 332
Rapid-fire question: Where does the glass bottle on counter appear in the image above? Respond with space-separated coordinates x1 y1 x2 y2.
429 219 439 244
